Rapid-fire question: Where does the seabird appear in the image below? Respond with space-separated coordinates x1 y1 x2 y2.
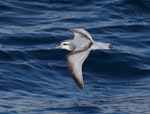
57 28 113 89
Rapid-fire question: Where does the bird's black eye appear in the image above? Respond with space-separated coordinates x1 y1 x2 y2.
63 43 68 45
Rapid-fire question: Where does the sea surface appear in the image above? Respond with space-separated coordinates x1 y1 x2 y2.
0 0 150 114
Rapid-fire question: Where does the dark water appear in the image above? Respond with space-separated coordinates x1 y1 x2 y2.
0 0 150 113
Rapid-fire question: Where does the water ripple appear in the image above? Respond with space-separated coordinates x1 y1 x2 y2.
0 0 150 113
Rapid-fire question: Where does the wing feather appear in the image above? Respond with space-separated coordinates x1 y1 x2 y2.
66 28 94 89
70 28 94 43
67 49 90 89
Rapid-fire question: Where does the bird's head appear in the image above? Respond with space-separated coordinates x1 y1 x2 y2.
56 40 73 51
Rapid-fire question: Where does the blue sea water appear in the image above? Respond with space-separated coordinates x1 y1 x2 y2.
0 0 150 113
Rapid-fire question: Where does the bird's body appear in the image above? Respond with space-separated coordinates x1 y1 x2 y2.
57 28 113 89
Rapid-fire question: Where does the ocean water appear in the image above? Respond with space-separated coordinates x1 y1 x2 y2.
0 0 150 113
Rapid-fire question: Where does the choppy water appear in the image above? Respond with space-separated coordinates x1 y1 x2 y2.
0 0 150 113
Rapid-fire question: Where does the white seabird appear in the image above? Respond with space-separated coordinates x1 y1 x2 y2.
57 28 113 89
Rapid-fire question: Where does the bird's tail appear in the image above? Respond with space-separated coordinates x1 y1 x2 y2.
92 42 113 50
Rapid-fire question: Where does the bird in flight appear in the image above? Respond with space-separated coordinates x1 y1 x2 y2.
57 28 113 89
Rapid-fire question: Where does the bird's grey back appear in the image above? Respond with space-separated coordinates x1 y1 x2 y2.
70 28 94 51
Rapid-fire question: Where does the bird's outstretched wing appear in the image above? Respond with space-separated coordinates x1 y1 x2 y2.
67 49 90 89
66 42 93 89
70 28 94 43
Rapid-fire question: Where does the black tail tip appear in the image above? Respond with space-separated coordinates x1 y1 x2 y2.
109 44 114 49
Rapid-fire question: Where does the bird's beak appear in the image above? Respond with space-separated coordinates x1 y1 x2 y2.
55 45 61 49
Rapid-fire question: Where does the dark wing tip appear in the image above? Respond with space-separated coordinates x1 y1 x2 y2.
67 54 84 89
72 74 84 89
67 64 84 89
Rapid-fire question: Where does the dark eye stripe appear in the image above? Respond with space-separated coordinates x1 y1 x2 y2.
63 43 69 45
